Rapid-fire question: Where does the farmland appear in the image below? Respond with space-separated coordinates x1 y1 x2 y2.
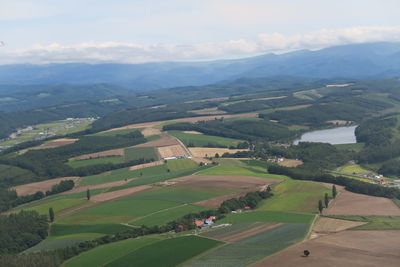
168 130 243 147
188 147 249 157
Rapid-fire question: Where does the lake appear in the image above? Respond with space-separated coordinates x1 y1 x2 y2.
294 125 357 145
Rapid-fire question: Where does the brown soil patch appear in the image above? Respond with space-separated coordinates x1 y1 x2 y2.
278 159 303 167
195 193 246 208
134 134 179 148
129 160 164 170
326 83 353 87
251 230 400 267
221 222 282 242
102 113 257 133
312 217 366 233
158 145 188 158
182 131 203 135
74 148 125 160
62 179 134 195
13 177 80 196
141 127 162 137
188 147 249 157
325 190 400 216
90 185 154 202
40 138 79 148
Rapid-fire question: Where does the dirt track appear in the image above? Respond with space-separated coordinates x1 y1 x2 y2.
13 177 81 196
325 190 400 216
251 230 400 267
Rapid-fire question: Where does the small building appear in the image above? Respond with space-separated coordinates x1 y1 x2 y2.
194 220 204 228
244 206 252 211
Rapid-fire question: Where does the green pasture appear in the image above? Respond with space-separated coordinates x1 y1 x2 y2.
198 165 287 180
130 204 209 226
166 158 198 171
168 130 242 147
200 222 264 240
104 235 222 267
65 237 159 267
25 238 88 253
13 198 87 216
186 223 309 267
67 156 124 168
259 179 330 213
219 211 314 224
339 164 371 174
124 147 158 161
51 223 132 237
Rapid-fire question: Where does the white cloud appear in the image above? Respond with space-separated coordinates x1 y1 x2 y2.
1 26 400 64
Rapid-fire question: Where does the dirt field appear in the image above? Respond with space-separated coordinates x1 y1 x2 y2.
40 138 79 148
189 107 227 115
325 190 400 216
90 185 154 202
13 177 81 196
74 148 125 160
312 217 366 233
157 145 188 158
63 179 134 195
134 134 179 148
102 113 258 133
278 159 303 167
141 127 162 137
129 160 164 170
188 147 250 157
182 131 203 134
251 230 400 267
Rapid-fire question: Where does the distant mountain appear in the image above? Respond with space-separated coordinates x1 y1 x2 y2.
0 42 399 90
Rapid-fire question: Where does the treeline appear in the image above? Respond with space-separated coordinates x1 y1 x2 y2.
378 159 400 177
0 131 147 181
45 180 75 196
355 117 397 146
0 211 49 255
268 165 400 199
261 97 390 127
5 189 273 265
163 119 297 142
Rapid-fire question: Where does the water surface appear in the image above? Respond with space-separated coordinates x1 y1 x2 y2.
294 126 357 145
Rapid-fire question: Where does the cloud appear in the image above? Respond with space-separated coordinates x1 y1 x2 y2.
1 26 400 64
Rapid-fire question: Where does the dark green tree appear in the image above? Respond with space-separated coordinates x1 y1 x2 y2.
215 153 220 158
324 193 329 208
332 185 337 199
86 189 91 200
318 200 324 214
49 207 54 222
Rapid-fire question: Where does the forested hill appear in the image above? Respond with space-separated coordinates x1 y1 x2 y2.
0 42 399 90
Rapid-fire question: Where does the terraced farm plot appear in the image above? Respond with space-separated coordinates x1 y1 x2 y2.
169 130 243 147
105 235 222 267
252 230 400 267
67 156 124 168
325 190 400 216
219 211 315 224
185 223 309 267
65 237 159 267
189 147 249 157
12 176 80 196
124 147 158 161
258 179 330 213
166 158 197 171
130 204 209 226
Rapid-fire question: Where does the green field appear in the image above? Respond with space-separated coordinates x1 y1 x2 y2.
186 223 309 267
168 130 242 147
92 128 141 137
198 164 287 180
325 215 400 230
124 147 158 161
219 211 314 224
130 204 209 226
51 223 132 237
335 142 365 152
339 164 372 174
65 237 159 267
200 222 263 240
67 156 124 168
0 164 37 185
166 158 198 171
259 179 330 213
104 235 222 267
13 198 87 216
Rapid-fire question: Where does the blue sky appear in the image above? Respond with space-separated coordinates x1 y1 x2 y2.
0 0 399 64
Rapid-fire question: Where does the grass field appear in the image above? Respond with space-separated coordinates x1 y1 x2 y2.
104 235 222 267
67 156 124 168
219 211 315 224
65 237 159 267
166 158 198 171
259 179 330 213
130 204 209 226
51 223 133 237
0 164 37 185
198 165 287 180
335 143 365 152
13 198 87 216
168 130 242 147
92 128 141 137
325 215 400 230
339 164 372 174
186 223 309 267
124 147 158 161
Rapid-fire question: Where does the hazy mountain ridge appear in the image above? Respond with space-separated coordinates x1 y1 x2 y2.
0 42 399 90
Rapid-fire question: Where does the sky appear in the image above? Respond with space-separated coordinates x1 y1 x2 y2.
0 0 400 64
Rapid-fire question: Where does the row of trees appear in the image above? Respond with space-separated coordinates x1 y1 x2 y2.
318 186 337 213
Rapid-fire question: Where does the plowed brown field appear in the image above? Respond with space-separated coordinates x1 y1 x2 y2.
13 177 80 196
